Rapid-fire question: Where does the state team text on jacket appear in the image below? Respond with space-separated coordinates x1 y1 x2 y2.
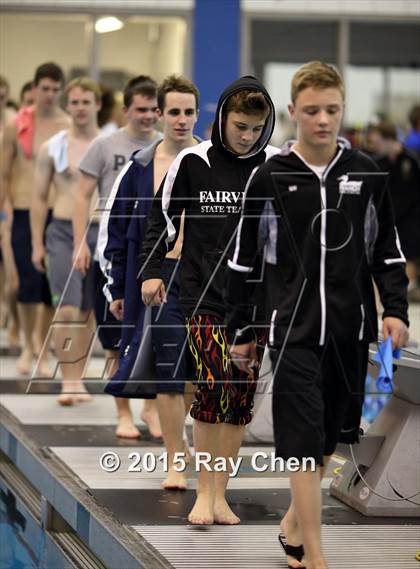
140 76 279 318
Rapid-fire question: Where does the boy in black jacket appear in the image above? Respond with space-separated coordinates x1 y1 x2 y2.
225 62 409 569
141 77 278 525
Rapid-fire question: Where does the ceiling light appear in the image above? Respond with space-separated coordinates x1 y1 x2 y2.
95 16 124 34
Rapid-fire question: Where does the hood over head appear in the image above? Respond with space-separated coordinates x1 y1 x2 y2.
211 76 275 160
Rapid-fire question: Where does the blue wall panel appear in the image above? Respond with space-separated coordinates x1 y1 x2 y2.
193 0 240 138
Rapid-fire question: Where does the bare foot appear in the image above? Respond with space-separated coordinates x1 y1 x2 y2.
188 494 214 525
75 392 93 403
141 407 162 439
184 439 192 464
116 418 141 439
72 382 92 403
57 393 75 406
213 498 240 525
279 517 305 569
162 467 188 490
17 348 33 375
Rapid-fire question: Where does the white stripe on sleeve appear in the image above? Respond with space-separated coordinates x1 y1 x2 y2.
97 160 133 302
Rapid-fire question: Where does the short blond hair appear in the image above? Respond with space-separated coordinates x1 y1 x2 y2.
291 61 344 104
65 76 101 103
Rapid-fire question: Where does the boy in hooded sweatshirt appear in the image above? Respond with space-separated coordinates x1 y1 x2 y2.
98 75 201 491
225 61 409 569
141 76 279 525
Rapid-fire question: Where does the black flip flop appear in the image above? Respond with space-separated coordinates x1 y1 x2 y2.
278 533 305 569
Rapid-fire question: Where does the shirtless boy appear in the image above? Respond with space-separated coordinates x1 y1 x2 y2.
0 75 18 347
31 77 101 404
2 62 70 375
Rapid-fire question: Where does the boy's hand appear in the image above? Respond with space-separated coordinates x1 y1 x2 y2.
382 316 409 350
141 279 166 306
32 244 46 273
73 240 91 276
229 341 258 373
110 298 124 321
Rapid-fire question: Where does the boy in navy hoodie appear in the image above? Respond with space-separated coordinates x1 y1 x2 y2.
99 75 200 490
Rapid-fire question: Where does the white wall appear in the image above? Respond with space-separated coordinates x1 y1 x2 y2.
98 19 186 81
0 12 187 100
2 0 193 10
154 19 187 80
0 13 89 100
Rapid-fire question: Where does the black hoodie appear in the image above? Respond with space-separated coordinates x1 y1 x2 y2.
225 139 409 346
140 76 278 317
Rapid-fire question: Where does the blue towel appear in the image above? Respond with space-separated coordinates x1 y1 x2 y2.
363 374 390 422
374 336 401 393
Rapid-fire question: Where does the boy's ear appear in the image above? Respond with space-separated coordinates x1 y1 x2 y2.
288 103 296 121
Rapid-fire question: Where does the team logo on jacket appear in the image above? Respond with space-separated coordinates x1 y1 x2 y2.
199 190 242 213
338 175 363 195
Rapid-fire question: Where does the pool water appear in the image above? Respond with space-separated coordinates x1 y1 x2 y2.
0 476 76 569
0 487 38 569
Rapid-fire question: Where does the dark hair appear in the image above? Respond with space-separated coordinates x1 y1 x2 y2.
20 81 34 101
7 100 19 112
408 104 420 130
157 74 199 111
377 121 397 141
123 75 157 107
34 62 65 86
97 85 115 128
224 90 270 118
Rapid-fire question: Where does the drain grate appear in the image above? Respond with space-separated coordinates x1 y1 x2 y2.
133 524 420 568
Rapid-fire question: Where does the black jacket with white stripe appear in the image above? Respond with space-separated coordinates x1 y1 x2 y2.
225 140 409 347
140 76 279 318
